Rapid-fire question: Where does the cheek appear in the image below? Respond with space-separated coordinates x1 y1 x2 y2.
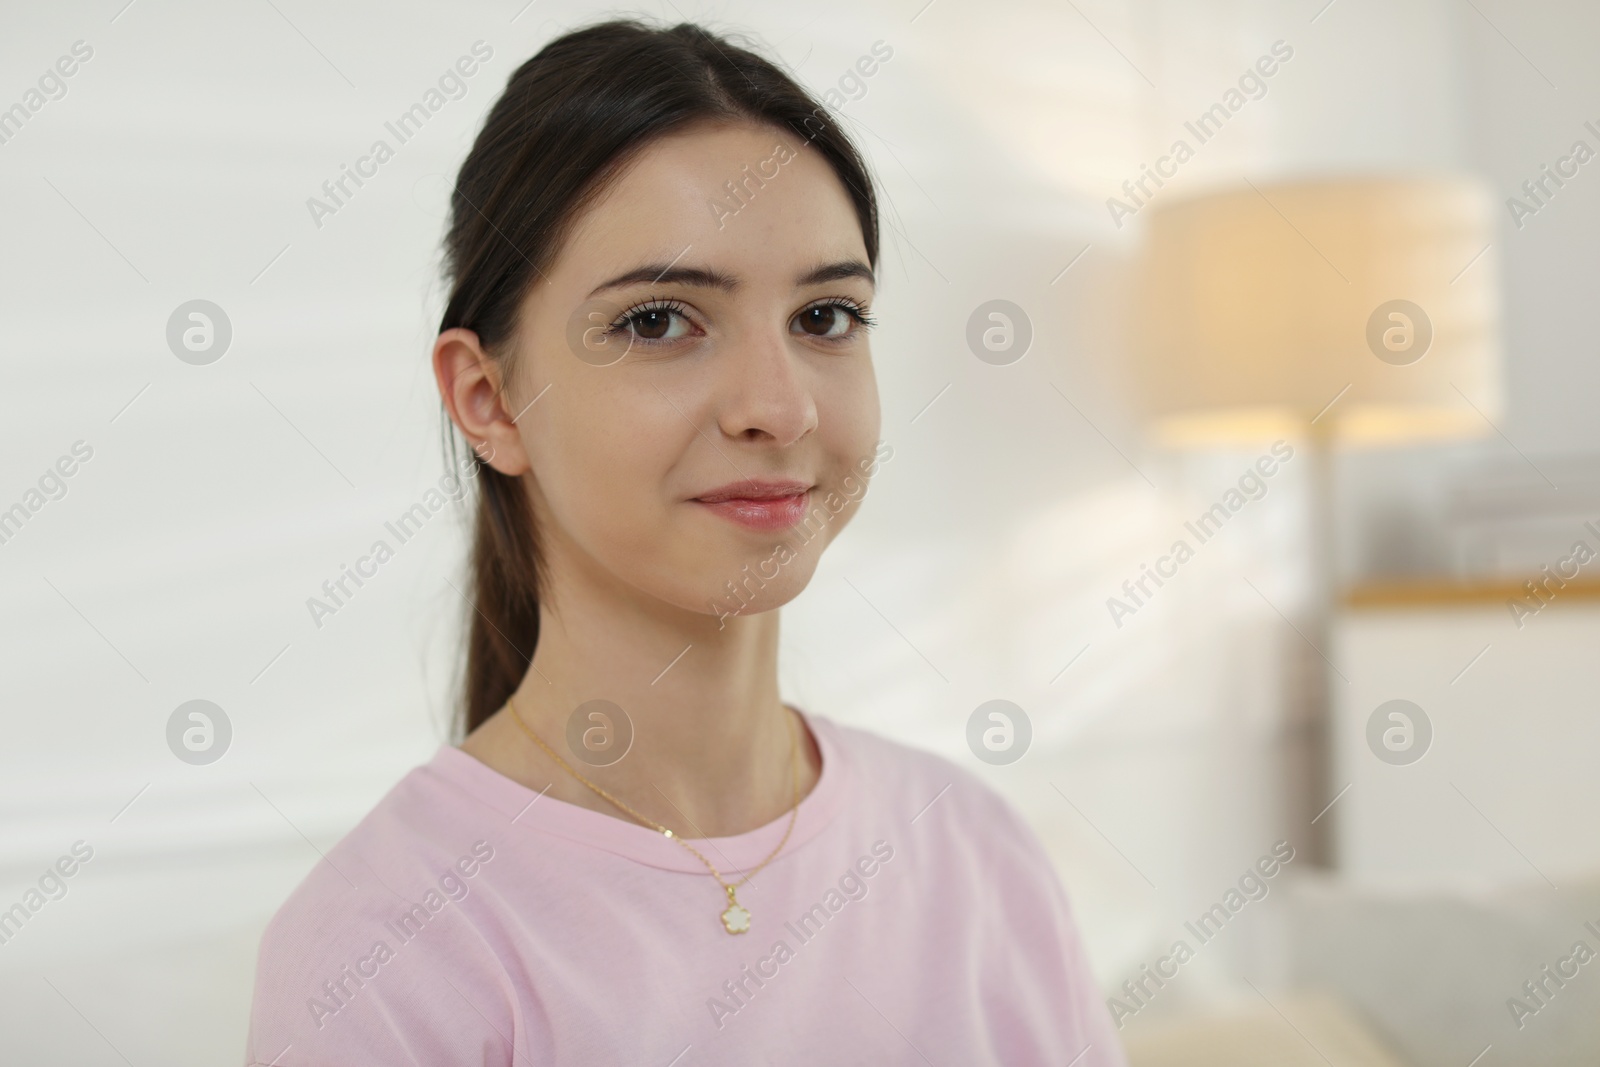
792 359 880 549
823 357 881 464
525 389 681 550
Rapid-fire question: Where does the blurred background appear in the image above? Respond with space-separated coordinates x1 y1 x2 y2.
3 0 1598 1063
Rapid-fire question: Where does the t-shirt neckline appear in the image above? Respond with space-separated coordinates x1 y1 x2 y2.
423 705 851 873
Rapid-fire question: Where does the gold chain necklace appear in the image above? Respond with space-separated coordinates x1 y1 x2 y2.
503 698 802 935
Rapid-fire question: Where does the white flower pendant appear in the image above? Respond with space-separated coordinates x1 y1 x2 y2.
721 886 751 934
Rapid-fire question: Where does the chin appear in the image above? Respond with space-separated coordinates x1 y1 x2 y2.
691 554 815 626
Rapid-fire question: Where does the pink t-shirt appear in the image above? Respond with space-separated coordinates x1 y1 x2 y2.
245 709 1127 1066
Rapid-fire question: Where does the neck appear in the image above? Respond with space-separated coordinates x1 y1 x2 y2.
475 575 818 839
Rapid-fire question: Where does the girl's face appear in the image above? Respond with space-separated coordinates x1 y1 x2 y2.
502 121 881 621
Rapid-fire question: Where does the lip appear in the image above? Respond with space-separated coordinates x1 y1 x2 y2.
692 480 812 531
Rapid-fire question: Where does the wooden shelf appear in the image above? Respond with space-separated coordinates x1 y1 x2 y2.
1343 577 1600 608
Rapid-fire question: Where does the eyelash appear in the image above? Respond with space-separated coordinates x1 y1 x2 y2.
605 297 689 340
810 297 878 332
604 296 876 345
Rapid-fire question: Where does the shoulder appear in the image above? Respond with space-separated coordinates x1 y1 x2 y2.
246 752 512 1064
820 714 1027 814
257 752 496 940
816 714 1057 874
817 716 1123 1058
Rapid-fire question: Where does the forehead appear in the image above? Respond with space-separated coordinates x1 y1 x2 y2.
551 120 869 288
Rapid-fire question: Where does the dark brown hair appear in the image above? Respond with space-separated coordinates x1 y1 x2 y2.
437 18 881 739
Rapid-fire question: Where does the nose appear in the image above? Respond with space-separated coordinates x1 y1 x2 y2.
715 324 817 447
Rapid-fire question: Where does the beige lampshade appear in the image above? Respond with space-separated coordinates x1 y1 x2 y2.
1128 176 1503 448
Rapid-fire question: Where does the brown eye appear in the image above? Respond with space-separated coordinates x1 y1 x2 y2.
609 302 692 344
630 309 673 339
795 304 855 338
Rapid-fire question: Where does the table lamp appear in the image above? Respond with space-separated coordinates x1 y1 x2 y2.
1126 175 1505 863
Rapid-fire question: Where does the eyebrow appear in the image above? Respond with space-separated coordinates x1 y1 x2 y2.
587 259 875 298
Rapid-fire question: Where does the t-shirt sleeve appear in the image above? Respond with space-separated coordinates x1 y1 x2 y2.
243 877 516 1067
975 782 1131 1067
1033 841 1131 1066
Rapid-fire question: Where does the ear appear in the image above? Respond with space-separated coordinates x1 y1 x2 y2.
433 328 532 476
